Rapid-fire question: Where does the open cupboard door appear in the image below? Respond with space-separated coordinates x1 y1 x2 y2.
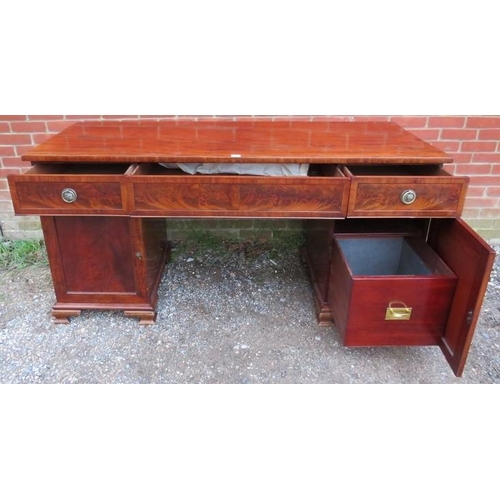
428 219 495 376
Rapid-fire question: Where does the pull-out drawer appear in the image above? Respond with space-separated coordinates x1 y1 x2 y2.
329 233 458 347
130 163 350 218
8 164 132 215
343 165 469 218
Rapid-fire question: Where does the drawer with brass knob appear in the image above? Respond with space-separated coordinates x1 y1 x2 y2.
8 163 132 215
342 165 469 218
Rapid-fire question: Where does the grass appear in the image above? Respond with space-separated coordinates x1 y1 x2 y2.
0 239 48 270
171 230 305 260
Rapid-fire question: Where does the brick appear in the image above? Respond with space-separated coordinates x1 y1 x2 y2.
0 133 32 145
490 164 500 174
467 117 500 128
27 115 64 120
430 140 460 152
473 153 500 163
462 208 480 219
0 167 22 177
0 123 10 133
465 186 486 197
0 190 14 200
464 197 498 208
461 141 497 152
389 116 428 128
409 129 440 141
455 164 491 175
31 133 56 144
65 115 102 119
2 157 30 168
479 208 500 218
0 179 8 190
468 175 500 186
486 186 500 197
10 121 47 133
428 116 466 128
0 146 16 157
441 128 477 140
450 153 473 163
0 115 27 121
46 120 77 132
478 129 500 140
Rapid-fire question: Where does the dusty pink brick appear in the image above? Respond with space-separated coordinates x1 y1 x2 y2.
0 123 10 133
389 116 428 128
468 175 500 186
464 197 498 208
486 186 500 197
430 140 460 152
490 164 500 174
473 153 500 163
65 115 102 119
409 129 440 141
428 116 466 128
46 120 77 132
479 208 500 218
0 179 8 190
0 115 27 121
31 133 56 144
455 164 491 175
0 167 22 177
0 146 16 156
0 134 32 145
467 117 500 128
2 157 30 167
466 186 486 197
27 115 64 120
11 121 47 133
441 128 477 140
461 141 497 152
478 129 500 140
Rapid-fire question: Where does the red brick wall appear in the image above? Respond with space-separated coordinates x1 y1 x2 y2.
1 115 500 239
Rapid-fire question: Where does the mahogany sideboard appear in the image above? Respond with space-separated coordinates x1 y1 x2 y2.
8 119 495 376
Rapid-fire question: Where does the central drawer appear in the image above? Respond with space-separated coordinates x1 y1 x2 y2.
329 234 457 347
130 163 349 218
343 165 469 218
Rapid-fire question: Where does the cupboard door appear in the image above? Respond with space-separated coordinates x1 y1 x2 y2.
428 219 495 376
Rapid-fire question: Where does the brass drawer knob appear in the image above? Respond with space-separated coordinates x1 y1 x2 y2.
400 189 417 205
61 188 78 204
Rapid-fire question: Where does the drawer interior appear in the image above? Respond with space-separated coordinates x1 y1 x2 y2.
343 165 450 177
132 162 344 178
27 163 133 175
337 236 455 277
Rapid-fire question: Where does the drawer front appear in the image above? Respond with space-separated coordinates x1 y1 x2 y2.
132 177 349 218
10 180 125 215
347 177 468 217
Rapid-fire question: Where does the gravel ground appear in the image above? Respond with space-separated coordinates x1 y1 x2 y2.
0 242 499 384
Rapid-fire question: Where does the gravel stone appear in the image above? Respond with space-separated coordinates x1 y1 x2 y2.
0 244 499 383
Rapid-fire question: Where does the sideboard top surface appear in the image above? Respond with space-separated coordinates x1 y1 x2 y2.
22 119 453 164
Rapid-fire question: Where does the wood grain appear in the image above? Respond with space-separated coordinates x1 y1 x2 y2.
21 119 453 164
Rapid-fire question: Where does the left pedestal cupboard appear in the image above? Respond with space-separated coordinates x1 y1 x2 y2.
8 119 495 376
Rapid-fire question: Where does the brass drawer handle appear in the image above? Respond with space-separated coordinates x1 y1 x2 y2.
385 301 412 321
61 188 78 203
400 189 417 205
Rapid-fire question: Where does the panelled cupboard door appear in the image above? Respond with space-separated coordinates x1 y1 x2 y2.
428 219 495 376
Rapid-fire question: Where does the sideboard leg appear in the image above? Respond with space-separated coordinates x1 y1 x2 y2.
52 309 81 324
124 310 157 325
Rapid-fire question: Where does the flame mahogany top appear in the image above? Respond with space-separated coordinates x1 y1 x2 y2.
22 118 452 165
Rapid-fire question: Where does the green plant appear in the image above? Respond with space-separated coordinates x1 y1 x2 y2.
0 239 48 269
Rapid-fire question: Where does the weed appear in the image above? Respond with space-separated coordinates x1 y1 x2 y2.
0 239 48 270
